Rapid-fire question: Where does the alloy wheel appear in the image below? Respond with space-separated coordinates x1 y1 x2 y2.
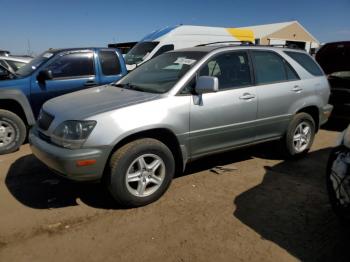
0 120 16 148
125 154 166 197
293 121 312 153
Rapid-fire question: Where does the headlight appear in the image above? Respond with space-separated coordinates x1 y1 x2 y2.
51 120 96 149
344 125 350 148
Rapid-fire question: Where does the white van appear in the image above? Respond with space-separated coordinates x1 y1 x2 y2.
124 25 254 70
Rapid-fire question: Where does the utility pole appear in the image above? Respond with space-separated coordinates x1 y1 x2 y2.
26 39 33 57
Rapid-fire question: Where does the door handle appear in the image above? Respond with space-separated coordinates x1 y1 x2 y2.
84 80 97 87
239 93 256 100
291 85 303 93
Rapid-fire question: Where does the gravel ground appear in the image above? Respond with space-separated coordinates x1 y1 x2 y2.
0 126 350 262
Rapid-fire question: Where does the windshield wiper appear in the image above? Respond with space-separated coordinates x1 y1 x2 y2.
112 83 145 92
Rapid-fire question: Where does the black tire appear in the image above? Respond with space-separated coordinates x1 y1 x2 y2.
107 138 175 207
326 147 350 224
283 112 315 158
0 109 26 155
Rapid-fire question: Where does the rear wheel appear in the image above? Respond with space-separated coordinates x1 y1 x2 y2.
0 109 26 155
107 138 175 207
284 113 315 157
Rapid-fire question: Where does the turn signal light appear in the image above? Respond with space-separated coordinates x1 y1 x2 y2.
76 159 96 167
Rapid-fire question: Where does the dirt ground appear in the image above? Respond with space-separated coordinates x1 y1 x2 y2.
1 124 350 262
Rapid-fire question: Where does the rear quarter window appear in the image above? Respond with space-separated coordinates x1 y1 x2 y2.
284 51 323 76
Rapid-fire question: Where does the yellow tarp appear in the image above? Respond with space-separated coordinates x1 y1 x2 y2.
226 28 254 43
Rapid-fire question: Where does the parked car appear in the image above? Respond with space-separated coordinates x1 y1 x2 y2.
316 41 350 120
0 55 31 73
0 49 10 56
29 45 333 207
124 25 254 71
327 124 350 223
0 47 127 154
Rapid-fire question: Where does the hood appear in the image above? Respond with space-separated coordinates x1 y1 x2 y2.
316 41 350 75
0 76 29 88
43 85 161 119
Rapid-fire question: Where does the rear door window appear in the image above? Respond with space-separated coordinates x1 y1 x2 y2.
252 51 300 83
284 51 323 76
99 50 121 75
252 51 288 84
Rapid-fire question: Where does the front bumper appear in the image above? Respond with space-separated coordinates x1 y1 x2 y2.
320 104 334 126
29 128 110 181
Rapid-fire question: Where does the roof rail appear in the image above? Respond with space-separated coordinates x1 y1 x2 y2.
196 42 304 50
256 44 304 50
196 41 254 47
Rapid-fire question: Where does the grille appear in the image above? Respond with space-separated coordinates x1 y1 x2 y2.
37 111 54 131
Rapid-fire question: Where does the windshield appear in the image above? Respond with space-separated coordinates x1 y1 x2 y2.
124 42 159 65
117 51 205 94
16 52 54 77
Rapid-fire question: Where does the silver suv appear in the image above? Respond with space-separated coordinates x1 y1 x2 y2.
29 45 333 207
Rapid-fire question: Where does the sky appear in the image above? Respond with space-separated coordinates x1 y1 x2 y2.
1 0 350 55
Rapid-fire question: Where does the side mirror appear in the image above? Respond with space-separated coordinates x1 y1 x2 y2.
195 76 219 94
37 70 53 83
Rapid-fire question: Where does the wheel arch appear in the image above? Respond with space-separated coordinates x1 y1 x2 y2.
296 105 319 132
103 128 186 180
0 89 35 126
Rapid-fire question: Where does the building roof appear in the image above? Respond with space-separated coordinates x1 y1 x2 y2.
239 21 294 38
239 21 319 43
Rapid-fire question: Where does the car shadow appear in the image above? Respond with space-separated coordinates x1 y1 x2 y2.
5 142 282 210
5 154 118 209
183 141 284 177
233 147 350 262
322 118 349 132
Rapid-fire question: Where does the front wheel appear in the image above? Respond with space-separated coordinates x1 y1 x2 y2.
107 138 175 207
0 109 26 155
283 112 315 157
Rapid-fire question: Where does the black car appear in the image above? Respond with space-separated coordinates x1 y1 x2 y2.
327 125 350 223
0 49 10 56
316 41 350 120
